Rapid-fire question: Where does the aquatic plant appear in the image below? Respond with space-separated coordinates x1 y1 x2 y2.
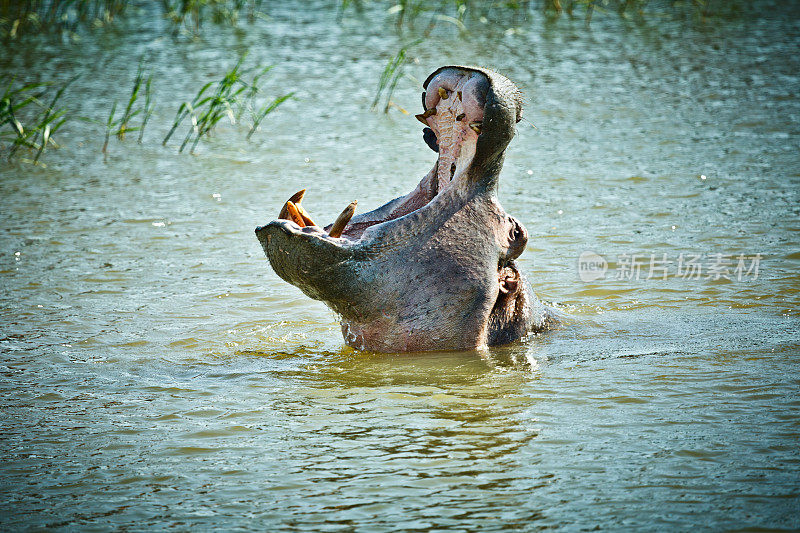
371 41 421 114
341 0 514 33
246 92 293 141
161 0 265 32
102 100 117 154
1 0 268 38
102 61 154 153
163 53 292 153
340 0 737 30
0 76 73 164
0 0 128 38
138 75 155 144
117 62 152 141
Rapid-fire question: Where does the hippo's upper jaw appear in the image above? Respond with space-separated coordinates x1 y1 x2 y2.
255 66 555 352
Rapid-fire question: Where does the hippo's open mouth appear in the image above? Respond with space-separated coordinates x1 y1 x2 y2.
255 66 554 352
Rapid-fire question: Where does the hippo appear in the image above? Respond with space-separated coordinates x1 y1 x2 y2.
255 66 556 352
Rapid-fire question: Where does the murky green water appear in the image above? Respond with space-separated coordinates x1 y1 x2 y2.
1 1 799 530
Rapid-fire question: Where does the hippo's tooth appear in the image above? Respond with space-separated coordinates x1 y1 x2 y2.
415 108 437 125
279 189 307 219
328 200 357 238
294 203 317 227
456 113 466 121
469 121 482 135
285 201 306 227
288 189 306 203
438 87 449 99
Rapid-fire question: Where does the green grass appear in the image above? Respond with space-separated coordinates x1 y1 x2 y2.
339 0 738 30
103 60 154 153
1 1 265 38
371 41 421 114
1 1 739 40
0 0 128 38
161 0 265 33
163 53 292 153
1 76 75 164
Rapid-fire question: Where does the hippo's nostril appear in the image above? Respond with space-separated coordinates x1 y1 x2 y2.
423 127 439 153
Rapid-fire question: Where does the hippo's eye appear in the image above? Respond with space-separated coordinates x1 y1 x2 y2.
510 226 521 240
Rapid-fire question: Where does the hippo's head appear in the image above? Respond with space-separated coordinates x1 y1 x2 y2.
255 66 555 352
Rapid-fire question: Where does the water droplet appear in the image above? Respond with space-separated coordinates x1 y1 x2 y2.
152 222 165 227
526 169 533 175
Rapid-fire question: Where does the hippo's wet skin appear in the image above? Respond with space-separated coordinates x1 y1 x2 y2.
255 66 556 352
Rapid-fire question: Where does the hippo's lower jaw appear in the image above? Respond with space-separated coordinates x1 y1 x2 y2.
255 66 556 352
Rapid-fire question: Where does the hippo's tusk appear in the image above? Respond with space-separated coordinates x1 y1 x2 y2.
295 203 317 227
279 189 306 219
438 87 449 100
456 113 465 121
328 200 357 238
279 189 317 227
285 201 306 227
288 189 306 203
469 121 482 135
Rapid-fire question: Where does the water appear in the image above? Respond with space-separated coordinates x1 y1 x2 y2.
1 1 799 530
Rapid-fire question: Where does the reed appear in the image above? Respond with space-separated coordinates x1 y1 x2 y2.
342 0 487 33
1 1 267 38
102 60 154 152
0 0 128 38
239 64 272 123
1 76 73 164
247 92 293 140
138 76 154 144
102 100 117 154
175 53 248 153
163 53 291 153
338 0 733 30
371 41 421 114
117 62 145 140
161 0 265 32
